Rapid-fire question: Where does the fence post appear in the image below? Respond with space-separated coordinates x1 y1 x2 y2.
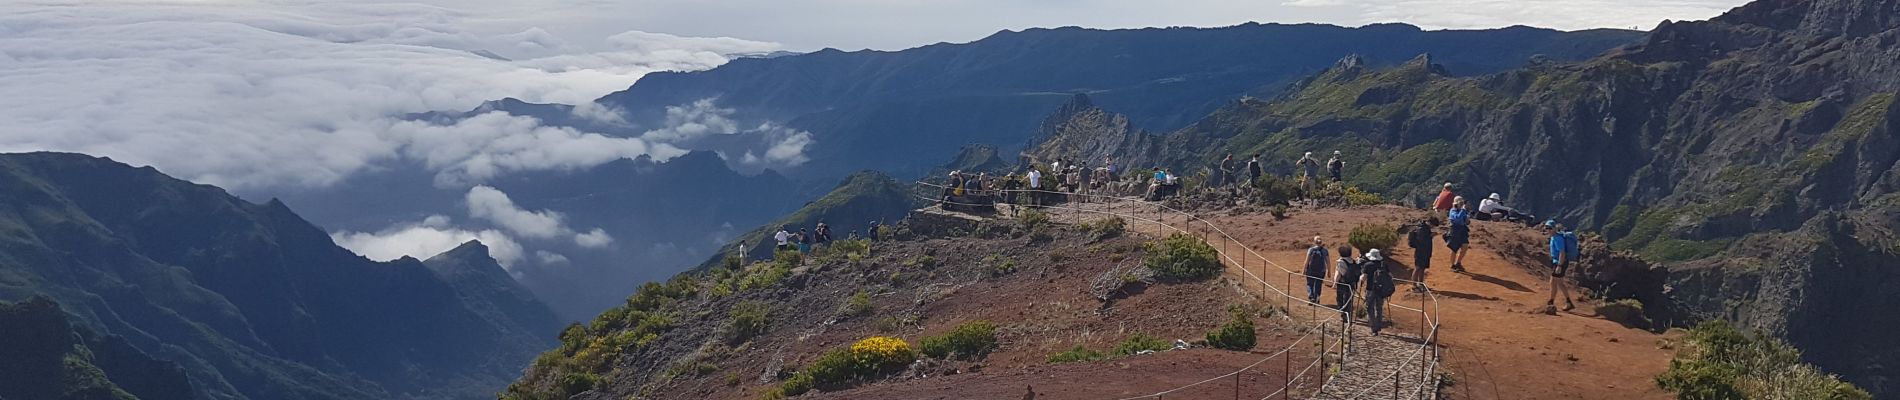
1234 371 1241 400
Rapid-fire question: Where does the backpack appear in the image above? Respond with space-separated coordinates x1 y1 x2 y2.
1304 246 1329 273
1336 258 1362 285
1366 262 1396 297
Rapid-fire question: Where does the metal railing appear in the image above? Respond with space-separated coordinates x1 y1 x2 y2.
913 181 1442 399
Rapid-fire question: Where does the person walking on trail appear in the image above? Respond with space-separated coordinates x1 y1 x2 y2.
1245 154 1263 187
774 227 792 251
1446 197 1473 273
1333 245 1361 325
1296 152 1322 200
1433 183 1456 221
1547 222 1581 313
1303 236 1330 305
1362 249 1396 335
1326 150 1345 182
1407 221 1435 291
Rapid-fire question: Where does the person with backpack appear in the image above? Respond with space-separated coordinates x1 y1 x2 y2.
1326 150 1344 182
1407 221 1434 291
815 222 833 245
1303 236 1330 305
1333 245 1361 325
1362 249 1396 335
1547 222 1581 312
1445 196 1472 273
797 228 814 255
1296 152 1322 202
1217 154 1235 188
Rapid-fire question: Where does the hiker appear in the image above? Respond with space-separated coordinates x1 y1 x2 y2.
848 230 860 240
1026 167 1043 207
1077 162 1093 200
1303 236 1330 305
1432 183 1456 221
815 222 833 245
1218 154 1236 188
1446 197 1472 272
1362 249 1396 335
1547 222 1581 312
797 228 814 255
1479 193 1536 224
1326 150 1344 182
1296 152 1322 199
1407 221 1434 291
1334 244 1361 325
1245 154 1263 188
774 227 793 251
1105 157 1119 182
868 221 882 241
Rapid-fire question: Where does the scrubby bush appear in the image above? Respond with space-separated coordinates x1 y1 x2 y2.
984 254 1018 276
1341 186 1385 206
1113 333 1173 356
558 372 601 397
1018 209 1051 232
1047 345 1105 363
1348 223 1399 253
1084 217 1126 239
1248 175 1300 206
1656 320 1870 400
1205 308 1256 351
920 320 999 360
1144 232 1221 282
837 291 874 318
724 301 770 345
779 337 918 396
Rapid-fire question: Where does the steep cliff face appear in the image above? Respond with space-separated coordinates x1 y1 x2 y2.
0 297 201 400
1028 0 1900 393
0 152 563 399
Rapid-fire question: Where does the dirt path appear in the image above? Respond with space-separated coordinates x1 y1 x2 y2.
1194 206 1676 400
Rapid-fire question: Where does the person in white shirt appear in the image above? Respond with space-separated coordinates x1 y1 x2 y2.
773 228 792 251
1479 193 1535 224
1025 168 1044 207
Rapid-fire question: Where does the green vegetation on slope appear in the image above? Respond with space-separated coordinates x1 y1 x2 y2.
1657 321 1870 400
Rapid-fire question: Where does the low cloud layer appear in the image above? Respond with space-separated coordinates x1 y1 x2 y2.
333 186 615 271
331 215 526 267
1283 0 1739 31
0 1 776 190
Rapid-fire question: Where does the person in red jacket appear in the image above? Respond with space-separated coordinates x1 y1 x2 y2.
1432 182 1456 221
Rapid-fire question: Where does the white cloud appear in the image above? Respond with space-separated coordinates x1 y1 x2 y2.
0 1 776 190
535 250 570 265
574 229 614 248
330 216 526 268
465 185 567 239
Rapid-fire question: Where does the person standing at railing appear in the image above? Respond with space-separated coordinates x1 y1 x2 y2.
1303 236 1330 305
1362 249 1395 335
1333 245 1361 325
1026 167 1043 208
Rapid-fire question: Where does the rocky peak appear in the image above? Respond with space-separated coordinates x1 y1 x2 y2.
1717 0 1899 38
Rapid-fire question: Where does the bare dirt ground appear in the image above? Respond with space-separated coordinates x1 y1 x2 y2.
1190 205 1678 400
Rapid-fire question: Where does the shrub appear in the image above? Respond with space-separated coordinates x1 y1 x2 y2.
871 316 903 333
1205 308 1256 351
1085 217 1126 239
984 254 1018 277
558 372 601 397
1269 204 1289 219
838 291 874 318
920 320 999 360
1144 233 1222 282
1248 175 1300 206
902 256 938 270
780 336 918 396
1047 345 1105 363
1656 320 1870 400
739 262 792 291
724 301 770 345
1348 223 1399 253
1113 333 1172 356
1342 186 1384 206
1018 209 1050 232
830 238 872 259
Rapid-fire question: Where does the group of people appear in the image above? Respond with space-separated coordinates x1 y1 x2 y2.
1432 182 1582 313
1302 236 1400 334
773 222 835 255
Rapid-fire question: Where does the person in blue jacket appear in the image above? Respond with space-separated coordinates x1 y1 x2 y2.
1547 222 1580 312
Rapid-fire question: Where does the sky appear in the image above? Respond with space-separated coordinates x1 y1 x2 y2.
0 0 1745 271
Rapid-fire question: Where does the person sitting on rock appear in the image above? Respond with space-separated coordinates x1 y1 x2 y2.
1479 193 1536 224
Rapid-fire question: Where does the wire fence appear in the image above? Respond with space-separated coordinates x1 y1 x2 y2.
911 181 1442 399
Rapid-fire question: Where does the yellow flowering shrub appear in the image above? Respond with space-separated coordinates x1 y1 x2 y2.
777 336 917 397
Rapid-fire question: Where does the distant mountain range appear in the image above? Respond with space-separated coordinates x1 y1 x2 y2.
1029 0 1900 394
0 152 561 399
